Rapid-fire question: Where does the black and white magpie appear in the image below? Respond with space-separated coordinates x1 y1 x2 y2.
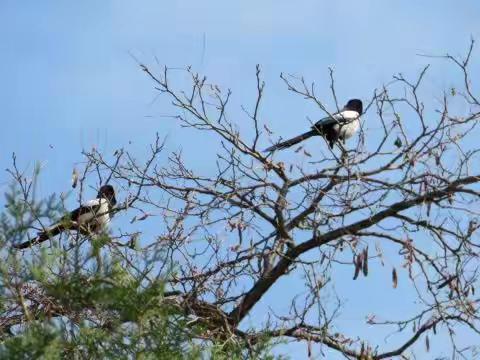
14 185 117 249
265 99 363 151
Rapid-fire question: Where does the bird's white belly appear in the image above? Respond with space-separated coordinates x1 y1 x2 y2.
338 119 359 139
78 200 110 232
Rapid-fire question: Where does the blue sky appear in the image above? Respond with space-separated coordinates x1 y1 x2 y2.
1 1 479 358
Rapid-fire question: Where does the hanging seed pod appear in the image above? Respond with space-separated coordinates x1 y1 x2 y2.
392 268 398 289
71 167 79 188
425 335 430 352
353 253 363 280
394 136 402 148
362 247 369 276
137 213 149 221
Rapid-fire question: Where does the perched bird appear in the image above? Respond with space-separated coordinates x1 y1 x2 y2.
14 185 117 249
265 99 363 151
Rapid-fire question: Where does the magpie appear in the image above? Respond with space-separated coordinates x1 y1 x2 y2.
265 99 363 151
14 185 117 249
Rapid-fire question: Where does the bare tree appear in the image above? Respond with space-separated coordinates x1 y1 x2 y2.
4 41 480 359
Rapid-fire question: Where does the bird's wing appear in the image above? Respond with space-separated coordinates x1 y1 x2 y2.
67 199 102 223
313 110 360 128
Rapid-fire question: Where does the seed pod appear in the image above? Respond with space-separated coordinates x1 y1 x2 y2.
353 253 363 280
392 268 398 289
394 137 402 148
362 247 369 276
137 213 149 221
71 167 79 188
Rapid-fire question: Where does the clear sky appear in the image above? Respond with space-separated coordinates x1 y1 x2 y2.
1 1 479 358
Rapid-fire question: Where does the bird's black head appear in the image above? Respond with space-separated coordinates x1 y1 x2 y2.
345 99 363 114
98 185 117 206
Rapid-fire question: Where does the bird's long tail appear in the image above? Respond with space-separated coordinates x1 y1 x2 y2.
264 130 317 152
13 223 65 249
